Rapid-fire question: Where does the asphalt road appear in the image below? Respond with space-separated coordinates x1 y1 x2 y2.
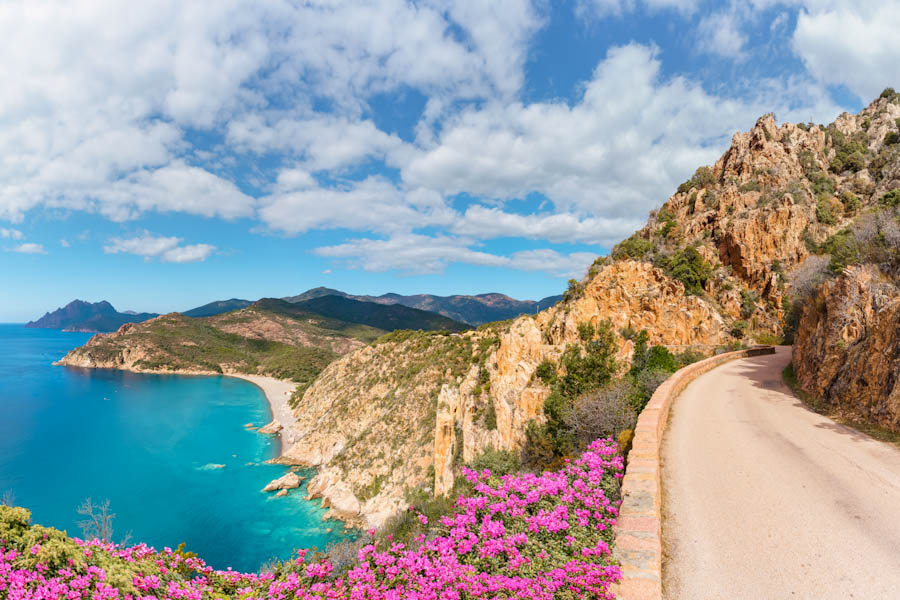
661 346 900 599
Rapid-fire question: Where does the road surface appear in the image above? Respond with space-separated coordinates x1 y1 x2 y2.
661 346 900 599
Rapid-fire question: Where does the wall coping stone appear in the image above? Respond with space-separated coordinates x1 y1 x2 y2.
612 346 776 600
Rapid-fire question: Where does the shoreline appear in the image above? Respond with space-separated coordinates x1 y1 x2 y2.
225 373 298 454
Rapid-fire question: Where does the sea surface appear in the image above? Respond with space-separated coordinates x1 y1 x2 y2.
0 324 350 571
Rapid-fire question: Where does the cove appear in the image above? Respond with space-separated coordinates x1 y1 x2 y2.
0 324 350 571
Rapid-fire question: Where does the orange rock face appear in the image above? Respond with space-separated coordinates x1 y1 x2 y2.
793 266 900 432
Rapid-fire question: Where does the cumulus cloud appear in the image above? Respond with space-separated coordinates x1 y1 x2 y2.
452 205 642 246
258 176 455 235
104 232 215 263
315 233 595 277
11 243 46 254
697 12 747 59
0 0 542 222
793 2 900 102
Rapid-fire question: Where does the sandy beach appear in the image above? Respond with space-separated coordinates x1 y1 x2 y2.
227 374 298 450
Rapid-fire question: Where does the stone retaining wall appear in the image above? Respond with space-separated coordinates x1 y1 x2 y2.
613 346 776 600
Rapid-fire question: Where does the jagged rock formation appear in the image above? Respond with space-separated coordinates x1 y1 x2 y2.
288 260 730 527
793 266 900 431
289 91 900 528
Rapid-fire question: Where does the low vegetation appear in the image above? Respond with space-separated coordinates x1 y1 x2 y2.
521 322 701 472
2 436 625 599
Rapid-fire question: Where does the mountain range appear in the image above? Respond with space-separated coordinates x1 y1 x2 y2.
283 287 561 325
28 289 560 332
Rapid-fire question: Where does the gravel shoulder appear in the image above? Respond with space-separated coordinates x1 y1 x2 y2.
661 346 900 599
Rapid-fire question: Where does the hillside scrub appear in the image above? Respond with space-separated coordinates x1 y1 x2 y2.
662 246 713 296
523 323 698 472
0 438 625 599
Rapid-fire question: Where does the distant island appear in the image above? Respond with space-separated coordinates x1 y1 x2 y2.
26 300 158 333
28 289 562 333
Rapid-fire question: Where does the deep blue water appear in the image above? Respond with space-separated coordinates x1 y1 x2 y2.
0 324 349 571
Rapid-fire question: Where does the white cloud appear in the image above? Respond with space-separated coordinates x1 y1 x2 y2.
258 176 455 235
452 205 641 246
575 0 698 19
697 12 747 59
104 232 215 263
60 239 70 247
12 243 46 254
0 0 543 222
315 233 595 277
227 115 413 172
160 243 217 263
1 228 23 240
793 2 900 102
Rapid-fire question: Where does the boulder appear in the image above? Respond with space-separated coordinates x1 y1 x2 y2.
262 472 302 492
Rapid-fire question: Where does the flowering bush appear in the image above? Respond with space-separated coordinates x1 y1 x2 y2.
0 438 623 599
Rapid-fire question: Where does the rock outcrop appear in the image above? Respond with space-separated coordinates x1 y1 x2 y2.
793 266 900 431
262 472 302 492
286 92 900 528
286 260 730 528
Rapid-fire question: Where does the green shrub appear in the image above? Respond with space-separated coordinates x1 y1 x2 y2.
535 359 556 384
740 289 758 319
664 246 713 295
703 189 718 209
677 165 717 194
881 189 900 207
816 198 837 224
659 218 677 238
884 132 900 146
611 233 654 260
562 278 583 302
468 448 521 477
738 181 761 193
483 401 497 430
820 229 859 274
840 191 860 213
880 87 897 100
731 320 748 338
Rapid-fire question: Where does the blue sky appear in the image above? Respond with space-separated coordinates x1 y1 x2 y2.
1 0 897 321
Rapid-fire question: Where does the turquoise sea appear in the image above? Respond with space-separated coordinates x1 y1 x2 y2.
0 324 349 571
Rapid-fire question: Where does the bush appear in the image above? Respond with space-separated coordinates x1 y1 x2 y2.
884 132 900 146
565 381 637 448
527 320 618 465
562 278 583 302
627 368 671 414
880 87 897 100
816 198 837 224
840 191 860 213
535 359 556 383
820 229 859 274
611 233 654 260
731 320 748 338
739 181 762 193
740 289 759 319
677 165 716 193
665 246 713 295
881 189 900 207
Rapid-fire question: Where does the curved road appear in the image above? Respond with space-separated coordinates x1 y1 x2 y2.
661 346 900 599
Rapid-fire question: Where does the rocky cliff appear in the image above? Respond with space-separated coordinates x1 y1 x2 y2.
288 260 731 528
289 91 900 528
793 268 900 431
